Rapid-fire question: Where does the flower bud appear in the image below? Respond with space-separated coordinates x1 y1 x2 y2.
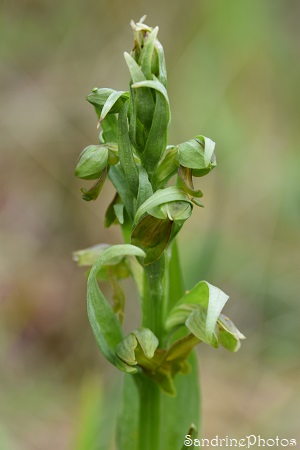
75 144 108 180
178 135 216 177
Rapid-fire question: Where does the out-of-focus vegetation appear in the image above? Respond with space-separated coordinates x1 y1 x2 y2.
0 1 299 448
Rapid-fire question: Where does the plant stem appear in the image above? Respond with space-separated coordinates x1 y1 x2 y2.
142 256 168 343
136 374 161 450
135 254 169 450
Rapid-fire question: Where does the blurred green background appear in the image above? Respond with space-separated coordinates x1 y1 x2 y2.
1 0 299 448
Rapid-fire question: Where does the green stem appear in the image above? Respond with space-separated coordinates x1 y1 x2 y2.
135 254 169 450
142 255 168 342
136 374 161 450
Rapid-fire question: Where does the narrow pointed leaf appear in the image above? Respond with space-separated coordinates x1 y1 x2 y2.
118 102 139 197
140 26 159 79
101 115 118 142
124 52 154 130
108 165 135 221
154 39 167 87
154 146 178 188
113 203 124 224
132 78 170 174
136 165 153 209
143 88 169 175
131 77 170 120
124 52 146 83
100 90 129 121
161 354 200 450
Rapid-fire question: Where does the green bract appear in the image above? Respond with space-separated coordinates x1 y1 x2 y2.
74 16 244 450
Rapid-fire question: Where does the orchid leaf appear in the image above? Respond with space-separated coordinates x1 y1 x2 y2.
161 353 199 450
131 77 170 118
118 102 139 197
113 203 124 225
73 243 131 281
134 186 192 226
87 244 145 372
111 277 126 324
124 52 147 84
132 77 170 175
136 165 153 209
86 87 128 119
117 374 139 450
101 114 118 143
124 52 154 131
73 244 110 267
140 26 159 79
86 87 115 116
153 146 178 188
108 165 135 222
100 90 129 121
154 39 167 87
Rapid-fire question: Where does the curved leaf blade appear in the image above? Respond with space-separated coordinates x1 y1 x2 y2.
124 52 154 130
154 39 167 87
134 186 192 226
118 102 139 197
140 26 159 79
132 77 170 120
100 90 129 121
87 244 145 372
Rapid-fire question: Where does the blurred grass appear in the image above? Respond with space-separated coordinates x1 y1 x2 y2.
1 0 299 448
